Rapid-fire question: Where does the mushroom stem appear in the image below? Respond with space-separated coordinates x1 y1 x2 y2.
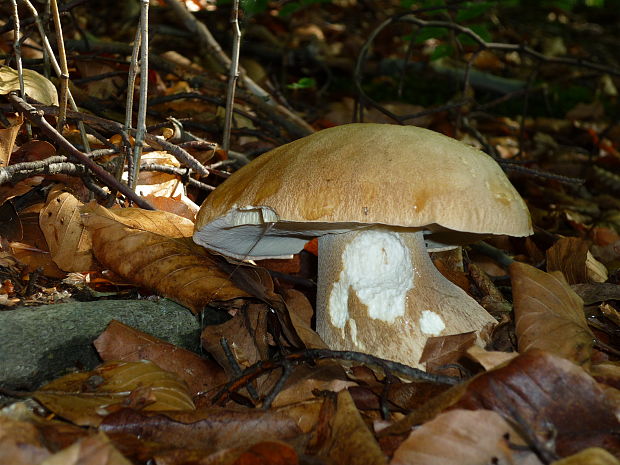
316 228 497 368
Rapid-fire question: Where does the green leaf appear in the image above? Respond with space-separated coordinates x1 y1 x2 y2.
413 27 449 43
430 44 454 61
287 77 317 90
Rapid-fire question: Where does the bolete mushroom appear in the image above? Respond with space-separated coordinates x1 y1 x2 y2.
193 124 532 367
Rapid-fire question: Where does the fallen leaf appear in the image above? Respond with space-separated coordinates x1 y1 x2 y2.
94 320 227 396
391 409 543 465
34 360 195 426
0 65 59 105
99 407 303 452
550 447 620 465
232 440 298 465
466 345 518 371
0 114 22 168
452 350 620 458
39 189 97 272
80 203 250 311
419 332 476 376
313 390 387 465
40 431 131 465
546 236 608 284
510 261 595 366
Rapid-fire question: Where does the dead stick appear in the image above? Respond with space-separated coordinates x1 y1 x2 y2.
8 93 155 210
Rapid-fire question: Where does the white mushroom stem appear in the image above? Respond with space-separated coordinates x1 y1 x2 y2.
315 228 497 368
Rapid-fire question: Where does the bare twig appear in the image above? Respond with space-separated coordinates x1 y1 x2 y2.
50 0 69 131
8 93 154 210
20 0 90 151
131 0 151 192
211 348 460 406
220 337 259 402
139 163 215 191
165 0 314 136
355 12 620 126
223 0 241 153
9 0 24 98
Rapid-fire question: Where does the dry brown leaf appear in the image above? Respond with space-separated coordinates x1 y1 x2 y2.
99 407 303 453
40 431 131 465
94 320 227 396
39 189 97 272
0 412 51 464
550 447 620 465
201 302 269 377
546 236 607 284
452 350 620 458
143 193 198 221
391 409 543 465
572 283 620 305
271 363 355 408
419 332 476 376
10 139 56 164
589 361 620 390
9 241 66 278
283 288 328 349
546 237 589 284
0 114 22 168
466 345 518 371
510 261 595 366
313 390 387 465
34 360 195 427
80 203 250 311
231 441 299 465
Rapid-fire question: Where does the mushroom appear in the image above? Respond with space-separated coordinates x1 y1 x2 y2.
193 124 532 368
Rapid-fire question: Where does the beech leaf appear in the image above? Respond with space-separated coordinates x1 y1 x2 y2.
39 189 97 272
510 261 594 366
80 203 250 311
391 409 543 465
34 360 195 426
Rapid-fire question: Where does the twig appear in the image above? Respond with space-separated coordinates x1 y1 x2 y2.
139 163 215 191
165 0 314 136
220 337 259 402
223 0 241 153
131 0 151 192
9 0 24 98
50 0 69 132
8 93 154 210
124 25 142 187
2 102 210 177
211 348 460 406
354 12 620 126
262 359 293 410
20 0 90 151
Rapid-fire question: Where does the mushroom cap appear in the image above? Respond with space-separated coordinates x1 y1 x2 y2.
194 123 532 259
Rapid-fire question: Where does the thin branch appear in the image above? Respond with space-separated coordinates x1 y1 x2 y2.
222 0 241 153
211 348 460 406
165 0 314 136
20 0 90 151
139 163 215 191
8 93 154 210
131 0 151 191
50 0 69 131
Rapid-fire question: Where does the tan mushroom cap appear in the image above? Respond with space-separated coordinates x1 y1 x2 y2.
194 123 532 259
